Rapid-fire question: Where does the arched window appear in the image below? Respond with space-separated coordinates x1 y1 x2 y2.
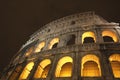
25 47 34 56
102 30 118 42
49 38 59 49
19 62 34 80
66 35 76 45
81 54 101 77
55 56 73 77
82 31 96 43
109 54 120 78
9 65 22 80
35 42 45 53
34 59 51 78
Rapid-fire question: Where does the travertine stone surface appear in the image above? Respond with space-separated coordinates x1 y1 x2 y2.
1 12 120 80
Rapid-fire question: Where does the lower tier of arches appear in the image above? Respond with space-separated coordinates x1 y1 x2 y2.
2 52 120 80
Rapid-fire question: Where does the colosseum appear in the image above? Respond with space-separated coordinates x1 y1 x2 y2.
1 12 120 80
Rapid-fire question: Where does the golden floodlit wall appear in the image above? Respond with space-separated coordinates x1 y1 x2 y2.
81 54 101 77
55 56 73 77
19 62 34 80
34 59 51 78
102 30 118 42
1 12 120 80
109 54 120 78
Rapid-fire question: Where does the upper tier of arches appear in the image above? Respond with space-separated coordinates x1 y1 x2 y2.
23 29 119 56
28 12 119 43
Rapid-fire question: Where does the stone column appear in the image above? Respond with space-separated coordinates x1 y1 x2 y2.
78 52 83 80
43 39 50 51
15 61 27 79
27 60 40 80
77 30 82 44
7 65 16 80
95 28 103 43
100 53 114 80
72 52 79 80
76 31 79 45
115 28 120 42
57 36 64 47
46 55 58 80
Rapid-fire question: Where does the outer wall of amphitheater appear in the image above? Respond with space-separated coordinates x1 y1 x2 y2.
1 12 120 80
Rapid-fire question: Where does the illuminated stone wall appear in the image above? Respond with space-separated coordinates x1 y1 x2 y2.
1 12 120 80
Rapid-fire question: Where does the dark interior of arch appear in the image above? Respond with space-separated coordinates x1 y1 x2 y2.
66 35 76 45
52 43 58 49
40 47 44 51
103 36 114 42
83 37 95 43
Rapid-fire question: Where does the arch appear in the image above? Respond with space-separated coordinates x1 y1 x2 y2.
66 35 76 45
52 43 58 48
81 54 101 77
9 65 22 80
48 38 59 49
34 59 51 78
109 54 120 78
25 47 34 56
82 31 96 43
35 42 45 52
55 56 73 77
19 62 34 80
102 30 118 42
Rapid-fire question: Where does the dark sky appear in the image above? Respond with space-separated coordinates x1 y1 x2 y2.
0 0 120 72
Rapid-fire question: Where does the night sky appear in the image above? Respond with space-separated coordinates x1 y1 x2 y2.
0 0 120 72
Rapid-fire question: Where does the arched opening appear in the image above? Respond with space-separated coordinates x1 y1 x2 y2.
109 54 120 78
25 47 34 56
19 62 34 80
34 59 51 78
35 42 45 53
66 35 76 45
103 36 114 42
40 64 51 78
82 31 96 43
82 61 100 76
59 62 72 77
55 56 73 77
102 30 118 42
49 38 59 49
81 54 101 77
52 43 58 49
9 65 22 80
83 37 95 43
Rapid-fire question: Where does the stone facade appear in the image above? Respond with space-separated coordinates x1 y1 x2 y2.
1 12 120 80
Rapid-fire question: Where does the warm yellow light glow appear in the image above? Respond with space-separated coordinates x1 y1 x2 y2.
34 59 51 78
83 61 100 76
102 30 118 42
19 62 34 80
49 38 59 49
35 42 45 52
59 62 72 77
81 54 101 77
109 54 120 62
82 31 96 43
25 47 33 56
109 54 120 78
55 56 73 77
